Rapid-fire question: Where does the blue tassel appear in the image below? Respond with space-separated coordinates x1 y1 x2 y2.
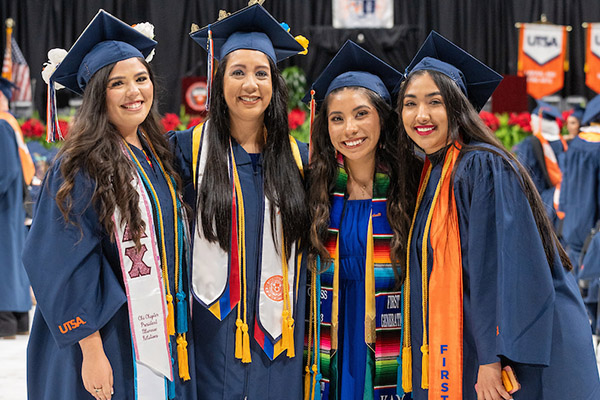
314 373 322 400
176 291 188 333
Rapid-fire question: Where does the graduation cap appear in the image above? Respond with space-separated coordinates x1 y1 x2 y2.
405 31 503 110
303 40 402 107
0 77 17 102
532 100 563 121
570 105 585 121
42 10 156 142
49 9 156 95
582 94 600 126
190 3 306 63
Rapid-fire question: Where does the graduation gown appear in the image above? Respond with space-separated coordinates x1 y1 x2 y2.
23 143 197 400
408 144 600 400
514 135 566 225
559 134 600 307
170 126 308 400
0 120 31 313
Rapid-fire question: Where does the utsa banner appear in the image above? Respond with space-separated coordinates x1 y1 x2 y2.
518 23 568 99
585 23 600 94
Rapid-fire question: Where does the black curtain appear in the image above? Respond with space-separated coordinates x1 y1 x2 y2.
2 0 600 116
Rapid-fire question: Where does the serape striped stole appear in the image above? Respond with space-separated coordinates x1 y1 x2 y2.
306 168 402 400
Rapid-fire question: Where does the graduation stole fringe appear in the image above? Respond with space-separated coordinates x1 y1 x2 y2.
402 144 463 398
0 111 35 185
191 122 303 362
305 164 402 399
115 137 191 392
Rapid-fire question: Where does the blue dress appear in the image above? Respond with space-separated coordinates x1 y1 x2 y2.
170 126 308 400
23 141 197 400
337 199 370 400
408 144 600 400
0 120 31 315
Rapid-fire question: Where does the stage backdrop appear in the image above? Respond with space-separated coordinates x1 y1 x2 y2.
1 0 600 116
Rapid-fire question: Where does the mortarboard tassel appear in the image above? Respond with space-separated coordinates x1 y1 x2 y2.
308 90 316 163
205 25 214 112
176 334 191 381
166 294 175 336
46 81 63 142
176 291 188 333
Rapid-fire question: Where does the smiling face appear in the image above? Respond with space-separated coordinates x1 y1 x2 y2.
401 72 450 154
327 87 381 164
105 57 153 139
223 49 273 124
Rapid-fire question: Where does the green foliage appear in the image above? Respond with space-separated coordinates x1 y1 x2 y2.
282 65 307 110
494 113 529 151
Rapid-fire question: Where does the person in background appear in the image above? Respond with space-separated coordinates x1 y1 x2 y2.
23 10 196 400
397 31 599 400
559 94 600 348
565 105 585 141
0 76 34 339
514 100 567 231
303 40 420 400
170 4 310 399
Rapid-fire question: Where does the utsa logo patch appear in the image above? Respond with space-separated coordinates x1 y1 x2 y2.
58 317 87 334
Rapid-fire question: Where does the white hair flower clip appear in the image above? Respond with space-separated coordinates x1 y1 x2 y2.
133 22 156 62
41 48 68 89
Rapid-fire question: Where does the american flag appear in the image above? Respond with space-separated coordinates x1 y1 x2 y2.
2 37 32 103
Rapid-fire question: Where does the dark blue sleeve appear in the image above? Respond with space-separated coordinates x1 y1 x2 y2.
454 150 555 367
168 127 196 211
22 160 126 348
0 120 20 194
514 137 547 194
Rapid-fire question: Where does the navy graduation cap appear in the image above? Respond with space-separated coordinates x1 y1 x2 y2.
0 77 17 101
405 31 503 110
532 99 563 121
571 105 585 121
190 3 306 63
49 9 156 95
303 40 402 107
582 94 600 126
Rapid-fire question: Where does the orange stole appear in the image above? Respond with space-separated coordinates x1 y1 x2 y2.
0 111 34 185
428 146 463 399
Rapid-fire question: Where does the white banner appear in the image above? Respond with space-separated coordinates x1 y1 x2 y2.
591 23 600 59
522 23 564 66
332 0 394 29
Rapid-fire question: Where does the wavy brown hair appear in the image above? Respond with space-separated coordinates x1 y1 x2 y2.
396 69 572 271
55 58 181 247
308 86 422 284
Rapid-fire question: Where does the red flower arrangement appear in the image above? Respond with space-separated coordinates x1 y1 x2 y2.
479 111 499 131
21 118 45 139
508 112 532 133
161 113 181 132
288 107 306 130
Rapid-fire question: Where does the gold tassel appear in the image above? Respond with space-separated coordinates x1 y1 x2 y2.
402 346 413 393
310 364 318 399
286 317 295 357
421 344 429 389
241 322 252 363
166 294 175 336
235 318 243 359
281 309 290 350
176 334 191 381
304 366 311 400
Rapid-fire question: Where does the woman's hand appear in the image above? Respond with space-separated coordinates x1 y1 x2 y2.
79 331 114 400
475 362 512 400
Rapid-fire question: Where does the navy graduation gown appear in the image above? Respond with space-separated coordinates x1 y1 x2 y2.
0 120 31 313
23 142 197 400
514 136 565 226
408 144 600 400
170 126 308 400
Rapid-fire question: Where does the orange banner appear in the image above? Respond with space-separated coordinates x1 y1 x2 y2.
585 23 600 94
518 24 568 99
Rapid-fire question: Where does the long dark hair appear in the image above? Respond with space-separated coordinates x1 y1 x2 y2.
197 52 309 258
308 86 422 281
397 69 572 271
55 58 181 247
